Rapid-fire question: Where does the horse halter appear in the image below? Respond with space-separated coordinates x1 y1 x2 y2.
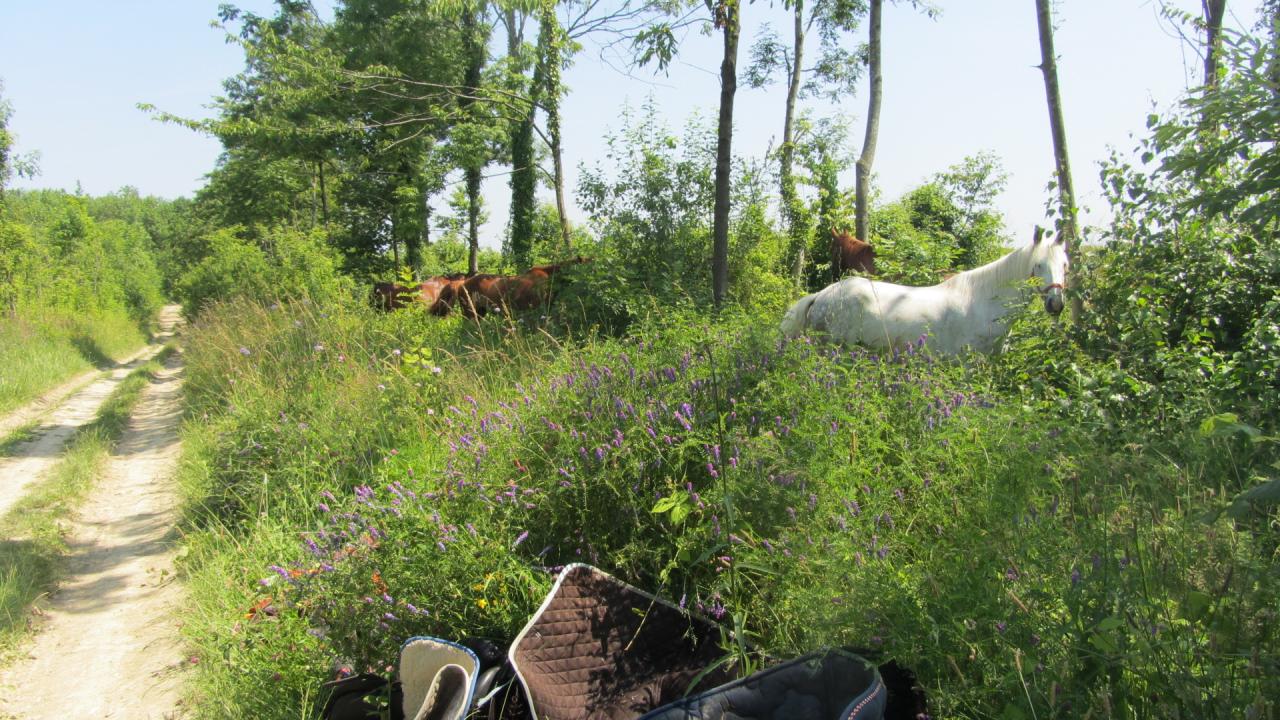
1039 282 1066 294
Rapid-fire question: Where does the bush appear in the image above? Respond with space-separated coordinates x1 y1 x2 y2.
178 226 352 315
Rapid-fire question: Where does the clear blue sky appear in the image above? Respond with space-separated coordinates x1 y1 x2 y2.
0 1 1258 249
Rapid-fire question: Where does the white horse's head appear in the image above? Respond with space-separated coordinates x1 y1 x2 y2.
1029 227 1069 315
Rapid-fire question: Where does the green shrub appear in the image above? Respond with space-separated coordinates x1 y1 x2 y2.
178 226 352 315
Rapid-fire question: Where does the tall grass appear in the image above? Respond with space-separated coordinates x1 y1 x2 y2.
0 354 167 661
0 307 150 414
176 298 1278 719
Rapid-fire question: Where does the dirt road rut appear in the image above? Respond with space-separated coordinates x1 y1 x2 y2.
0 307 190 718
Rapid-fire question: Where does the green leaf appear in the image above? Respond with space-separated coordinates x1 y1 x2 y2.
1183 590 1212 621
1096 616 1124 632
651 496 678 514
1225 476 1280 519
1199 413 1261 439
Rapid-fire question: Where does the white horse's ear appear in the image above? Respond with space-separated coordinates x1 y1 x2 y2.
1032 226 1045 244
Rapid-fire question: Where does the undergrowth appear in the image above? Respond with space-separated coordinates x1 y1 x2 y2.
175 297 1278 719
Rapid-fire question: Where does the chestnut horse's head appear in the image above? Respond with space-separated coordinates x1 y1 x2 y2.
829 228 876 279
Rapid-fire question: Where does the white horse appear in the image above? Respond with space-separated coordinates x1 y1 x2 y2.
780 228 1068 355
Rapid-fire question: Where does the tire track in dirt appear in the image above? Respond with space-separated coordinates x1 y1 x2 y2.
0 342 190 718
0 306 182 517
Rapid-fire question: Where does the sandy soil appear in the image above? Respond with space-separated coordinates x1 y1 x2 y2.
0 306 191 719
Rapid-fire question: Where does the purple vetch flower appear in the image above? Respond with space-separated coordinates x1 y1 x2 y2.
513 530 530 547
269 565 290 580
1005 567 1020 582
239 347 251 356
995 621 1007 634
678 593 687 609
706 463 718 478
674 411 693 432
317 502 331 513
596 447 606 462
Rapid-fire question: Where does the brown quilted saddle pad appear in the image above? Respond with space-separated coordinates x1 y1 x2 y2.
508 564 736 720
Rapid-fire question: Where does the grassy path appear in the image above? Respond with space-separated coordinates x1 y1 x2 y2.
0 306 181 513
0 305 190 718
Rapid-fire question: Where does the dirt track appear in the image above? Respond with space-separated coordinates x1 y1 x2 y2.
0 306 190 719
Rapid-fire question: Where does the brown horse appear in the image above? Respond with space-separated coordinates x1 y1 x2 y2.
830 228 876 280
372 282 420 311
374 273 472 312
438 258 590 318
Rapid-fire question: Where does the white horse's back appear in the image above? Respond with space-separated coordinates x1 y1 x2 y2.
779 234 1069 355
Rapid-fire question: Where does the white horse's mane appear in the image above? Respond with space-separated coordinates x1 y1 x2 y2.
940 242 1036 301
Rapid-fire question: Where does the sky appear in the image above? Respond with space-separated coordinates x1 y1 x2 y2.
0 1 1260 250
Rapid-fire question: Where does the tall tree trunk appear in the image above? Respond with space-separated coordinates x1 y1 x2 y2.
783 0 806 287
537 0 572 252
466 168 481 274
317 159 329 228
1034 0 1081 317
550 111 572 252
461 6 485 276
421 195 431 247
1202 0 1228 89
709 0 740 308
508 7 536 268
854 0 882 253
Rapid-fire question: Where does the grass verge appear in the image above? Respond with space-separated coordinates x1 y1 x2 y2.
0 307 151 415
0 351 171 662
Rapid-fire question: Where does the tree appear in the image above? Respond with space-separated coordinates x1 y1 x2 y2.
745 0 867 285
537 0 573 252
709 0 741 307
934 151 1009 267
1202 0 1228 88
852 0 880 250
504 4 538 269
1033 0 1080 316
0 81 39 203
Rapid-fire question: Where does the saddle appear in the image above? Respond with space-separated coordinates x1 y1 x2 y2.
323 564 906 720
